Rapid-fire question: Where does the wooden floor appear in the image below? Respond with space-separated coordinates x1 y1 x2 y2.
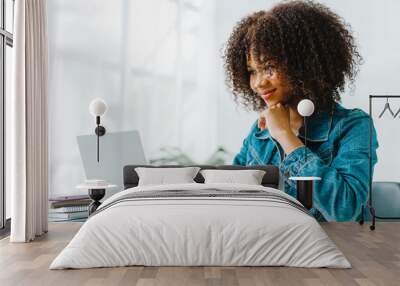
0 222 399 286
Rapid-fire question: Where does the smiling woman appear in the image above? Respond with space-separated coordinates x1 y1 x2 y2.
223 0 379 222
224 1 361 113
246 54 289 108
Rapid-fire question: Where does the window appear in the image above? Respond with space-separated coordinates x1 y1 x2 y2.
0 0 14 233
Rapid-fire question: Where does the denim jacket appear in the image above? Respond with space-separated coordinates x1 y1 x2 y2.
233 103 379 221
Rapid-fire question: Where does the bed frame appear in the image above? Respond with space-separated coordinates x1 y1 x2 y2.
123 165 280 189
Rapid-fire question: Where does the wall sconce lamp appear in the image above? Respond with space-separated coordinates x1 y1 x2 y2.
289 99 321 210
89 98 108 162
297 99 315 163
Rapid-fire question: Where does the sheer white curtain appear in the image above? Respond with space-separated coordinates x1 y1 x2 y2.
48 0 219 198
10 0 48 242
120 0 218 163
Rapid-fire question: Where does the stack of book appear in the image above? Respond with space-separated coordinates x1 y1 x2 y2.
48 194 91 222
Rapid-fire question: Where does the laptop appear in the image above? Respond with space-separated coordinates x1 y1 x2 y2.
77 130 147 194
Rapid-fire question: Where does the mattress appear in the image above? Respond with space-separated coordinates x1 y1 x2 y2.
50 183 350 269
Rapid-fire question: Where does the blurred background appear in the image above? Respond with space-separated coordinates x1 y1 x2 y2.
47 0 400 197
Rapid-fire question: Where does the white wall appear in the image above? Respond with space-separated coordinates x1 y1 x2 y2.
317 0 400 182
47 0 400 197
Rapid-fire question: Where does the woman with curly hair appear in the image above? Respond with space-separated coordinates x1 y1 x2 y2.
224 0 378 221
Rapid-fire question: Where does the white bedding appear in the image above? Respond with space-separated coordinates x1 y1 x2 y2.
50 183 350 269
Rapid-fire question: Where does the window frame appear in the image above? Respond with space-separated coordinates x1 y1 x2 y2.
0 0 14 233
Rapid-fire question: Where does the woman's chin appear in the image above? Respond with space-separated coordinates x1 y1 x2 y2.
265 99 279 107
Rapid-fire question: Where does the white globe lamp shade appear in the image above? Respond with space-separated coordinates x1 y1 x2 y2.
89 98 108 117
297 99 315 117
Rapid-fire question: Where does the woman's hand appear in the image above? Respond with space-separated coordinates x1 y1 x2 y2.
259 103 305 155
260 103 292 140
258 115 267 130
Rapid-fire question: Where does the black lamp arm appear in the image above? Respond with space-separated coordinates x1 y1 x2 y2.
304 117 307 163
94 116 106 162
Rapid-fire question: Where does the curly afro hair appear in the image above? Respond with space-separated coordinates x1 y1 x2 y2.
223 0 362 112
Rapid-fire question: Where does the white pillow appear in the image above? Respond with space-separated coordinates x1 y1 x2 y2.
200 169 266 185
135 167 201 186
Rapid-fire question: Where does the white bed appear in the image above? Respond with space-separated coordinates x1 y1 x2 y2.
50 183 350 269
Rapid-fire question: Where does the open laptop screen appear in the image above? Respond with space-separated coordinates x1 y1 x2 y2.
77 130 147 196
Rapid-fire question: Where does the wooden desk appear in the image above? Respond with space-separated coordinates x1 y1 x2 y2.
0 222 399 286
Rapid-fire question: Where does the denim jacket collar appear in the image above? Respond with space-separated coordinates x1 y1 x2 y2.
298 108 333 142
254 127 270 140
254 104 334 142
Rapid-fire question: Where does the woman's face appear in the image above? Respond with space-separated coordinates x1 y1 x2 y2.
247 51 293 108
